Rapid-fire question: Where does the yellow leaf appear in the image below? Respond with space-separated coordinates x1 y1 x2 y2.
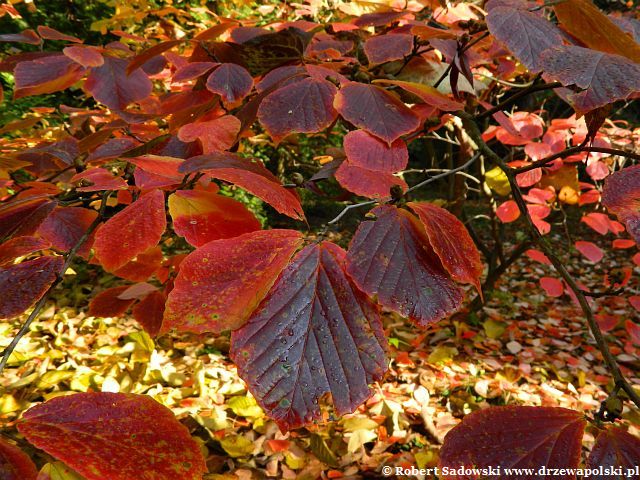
227 395 263 419
0 394 21 414
285 451 306 470
36 370 75 389
483 319 507 339
427 346 458 364
347 429 377 453
342 417 379 432
38 462 86 480
220 435 254 458
485 166 510 196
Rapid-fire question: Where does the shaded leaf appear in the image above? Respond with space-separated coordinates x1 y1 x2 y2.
168 189 260 247
234 27 311 76
85 56 152 110
257 77 338 144
37 207 97 258
334 83 420 144
486 0 564 72
587 427 640 479
0 256 63 319
17 392 206 480
88 286 135 318
539 46 640 115
335 162 407 199
346 205 463 327
70 168 128 192
112 247 163 282
439 406 586 479
496 200 520 223
602 164 640 243
0 236 50 266
206 63 254 106
408 202 482 296
0 197 56 241
93 190 166 272
132 291 165 337
177 115 240 153
126 40 181 75
575 240 604 263
0 435 38 480
14 55 85 99
364 33 413 64
162 230 302 334
231 242 388 431
540 276 564 297
180 152 304 220
343 130 408 173
172 61 217 82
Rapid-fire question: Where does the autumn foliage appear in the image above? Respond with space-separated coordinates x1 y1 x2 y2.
1 0 640 477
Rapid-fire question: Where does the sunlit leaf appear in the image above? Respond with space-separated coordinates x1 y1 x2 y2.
335 161 407 199
346 205 463 327
177 115 240 153
93 190 166 272
162 230 302 334
343 129 408 172
408 202 482 296
17 392 206 480
231 242 388 430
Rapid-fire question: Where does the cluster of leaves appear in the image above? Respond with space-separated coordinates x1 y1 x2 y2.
1 0 640 477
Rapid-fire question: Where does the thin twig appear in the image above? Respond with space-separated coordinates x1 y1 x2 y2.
477 81 562 120
404 153 480 196
458 111 640 414
514 145 640 174
0 191 111 374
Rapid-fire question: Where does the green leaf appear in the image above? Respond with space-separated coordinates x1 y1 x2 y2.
310 434 338 467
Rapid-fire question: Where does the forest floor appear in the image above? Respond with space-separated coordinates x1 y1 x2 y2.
1 245 639 479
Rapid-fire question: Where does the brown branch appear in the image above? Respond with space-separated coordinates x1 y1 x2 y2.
458 111 640 414
0 191 111 374
477 81 562 120
514 145 640 174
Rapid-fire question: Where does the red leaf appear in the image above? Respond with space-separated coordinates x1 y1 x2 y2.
595 313 619 332
409 202 483 296
17 392 206 480
0 436 38 480
439 406 585 479
206 63 254 106
37 207 97 258
629 296 640 312
0 256 63 319
373 79 464 111
14 55 85 99
343 130 408 173
36 26 82 43
168 189 260 246
575 240 604 263
363 33 413 64
179 152 304 220
335 161 407 199
0 29 41 45
0 197 56 240
495 112 544 146
602 164 640 243
87 286 135 318
85 56 152 110
172 61 217 82
230 242 388 430
177 115 240 153
334 83 420 144
93 190 166 272
613 239 636 249
346 205 463 327
162 230 302 334
128 155 183 178
63 46 104 67
257 77 338 144
0 236 50 266
132 291 165 337
525 248 551 265
626 320 640 346
70 167 128 192
112 246 163 282
581 212 623 236
486 0 564 72
586 427 640 477
540 276 564 297
496 200 520 223
539 46 640 115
